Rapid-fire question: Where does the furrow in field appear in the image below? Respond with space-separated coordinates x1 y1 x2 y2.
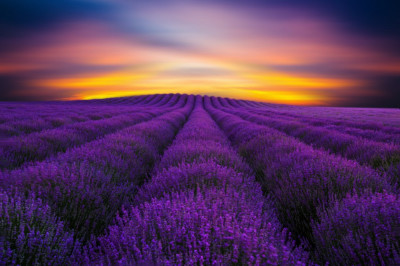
0 103 101 124
0 105 155 138
216 98 400 184
205 96 395 264
253 109 400 145
0 95 186 170
82 96 310 265
153 93 174 107
229 102 400 145
1 95 194 255
235 99 400 129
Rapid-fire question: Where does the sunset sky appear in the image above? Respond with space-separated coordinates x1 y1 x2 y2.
1 0 400 106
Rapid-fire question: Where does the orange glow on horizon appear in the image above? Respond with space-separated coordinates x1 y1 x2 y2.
30 61 362 105
72 89 325 106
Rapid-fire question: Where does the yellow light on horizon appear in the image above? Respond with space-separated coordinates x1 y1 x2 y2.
80 92 143 100
237 89 326 105
31 59 361 106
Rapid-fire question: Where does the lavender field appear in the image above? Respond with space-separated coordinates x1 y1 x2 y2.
1 93 400 265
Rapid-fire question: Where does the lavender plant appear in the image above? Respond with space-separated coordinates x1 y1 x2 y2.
205 96 392 245
1 94 399 265
313 192 400 265
0 190 80 265
83 98 309 265
1 95 193 243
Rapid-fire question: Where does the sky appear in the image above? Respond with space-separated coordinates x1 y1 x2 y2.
0 0 400 106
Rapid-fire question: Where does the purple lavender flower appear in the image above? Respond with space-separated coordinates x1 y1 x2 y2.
0 190 80 265
313 192 400 265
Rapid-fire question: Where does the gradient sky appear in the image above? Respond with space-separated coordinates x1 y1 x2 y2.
1 0 400 106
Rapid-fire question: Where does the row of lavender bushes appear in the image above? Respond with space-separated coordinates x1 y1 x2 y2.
228 99 400 136
1 111 155 170
0 103 113 124
0 105 151 138
1 93 399 265
85 93 175 106
0 93 166 125
206 96 400 265
81 96 310 265
234 99 400 129
0 94 184 170
246 108 400 145
218 99 400 184
0 96 193 264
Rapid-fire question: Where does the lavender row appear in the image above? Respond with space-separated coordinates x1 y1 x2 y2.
223 96 400 139
0 102 82 123
104 94 168 107
0 190 81 265
75 94 157 106
83 96 309 265
237 100 400 129
0 96 194 264
205 96 398 264
223 97 400 133
289 106 400 128
84 94 149 105
132 93 180 108
238 106 400 145
0 111 155 170
129 94 162 106
126 93 179 107
0 96 186 170
0 102 137 124
0 106 152 138
216 97 400 264
0 94 180 136
1 95 192 236
0 94 177 130
217 99 400 183
312 191 400 265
